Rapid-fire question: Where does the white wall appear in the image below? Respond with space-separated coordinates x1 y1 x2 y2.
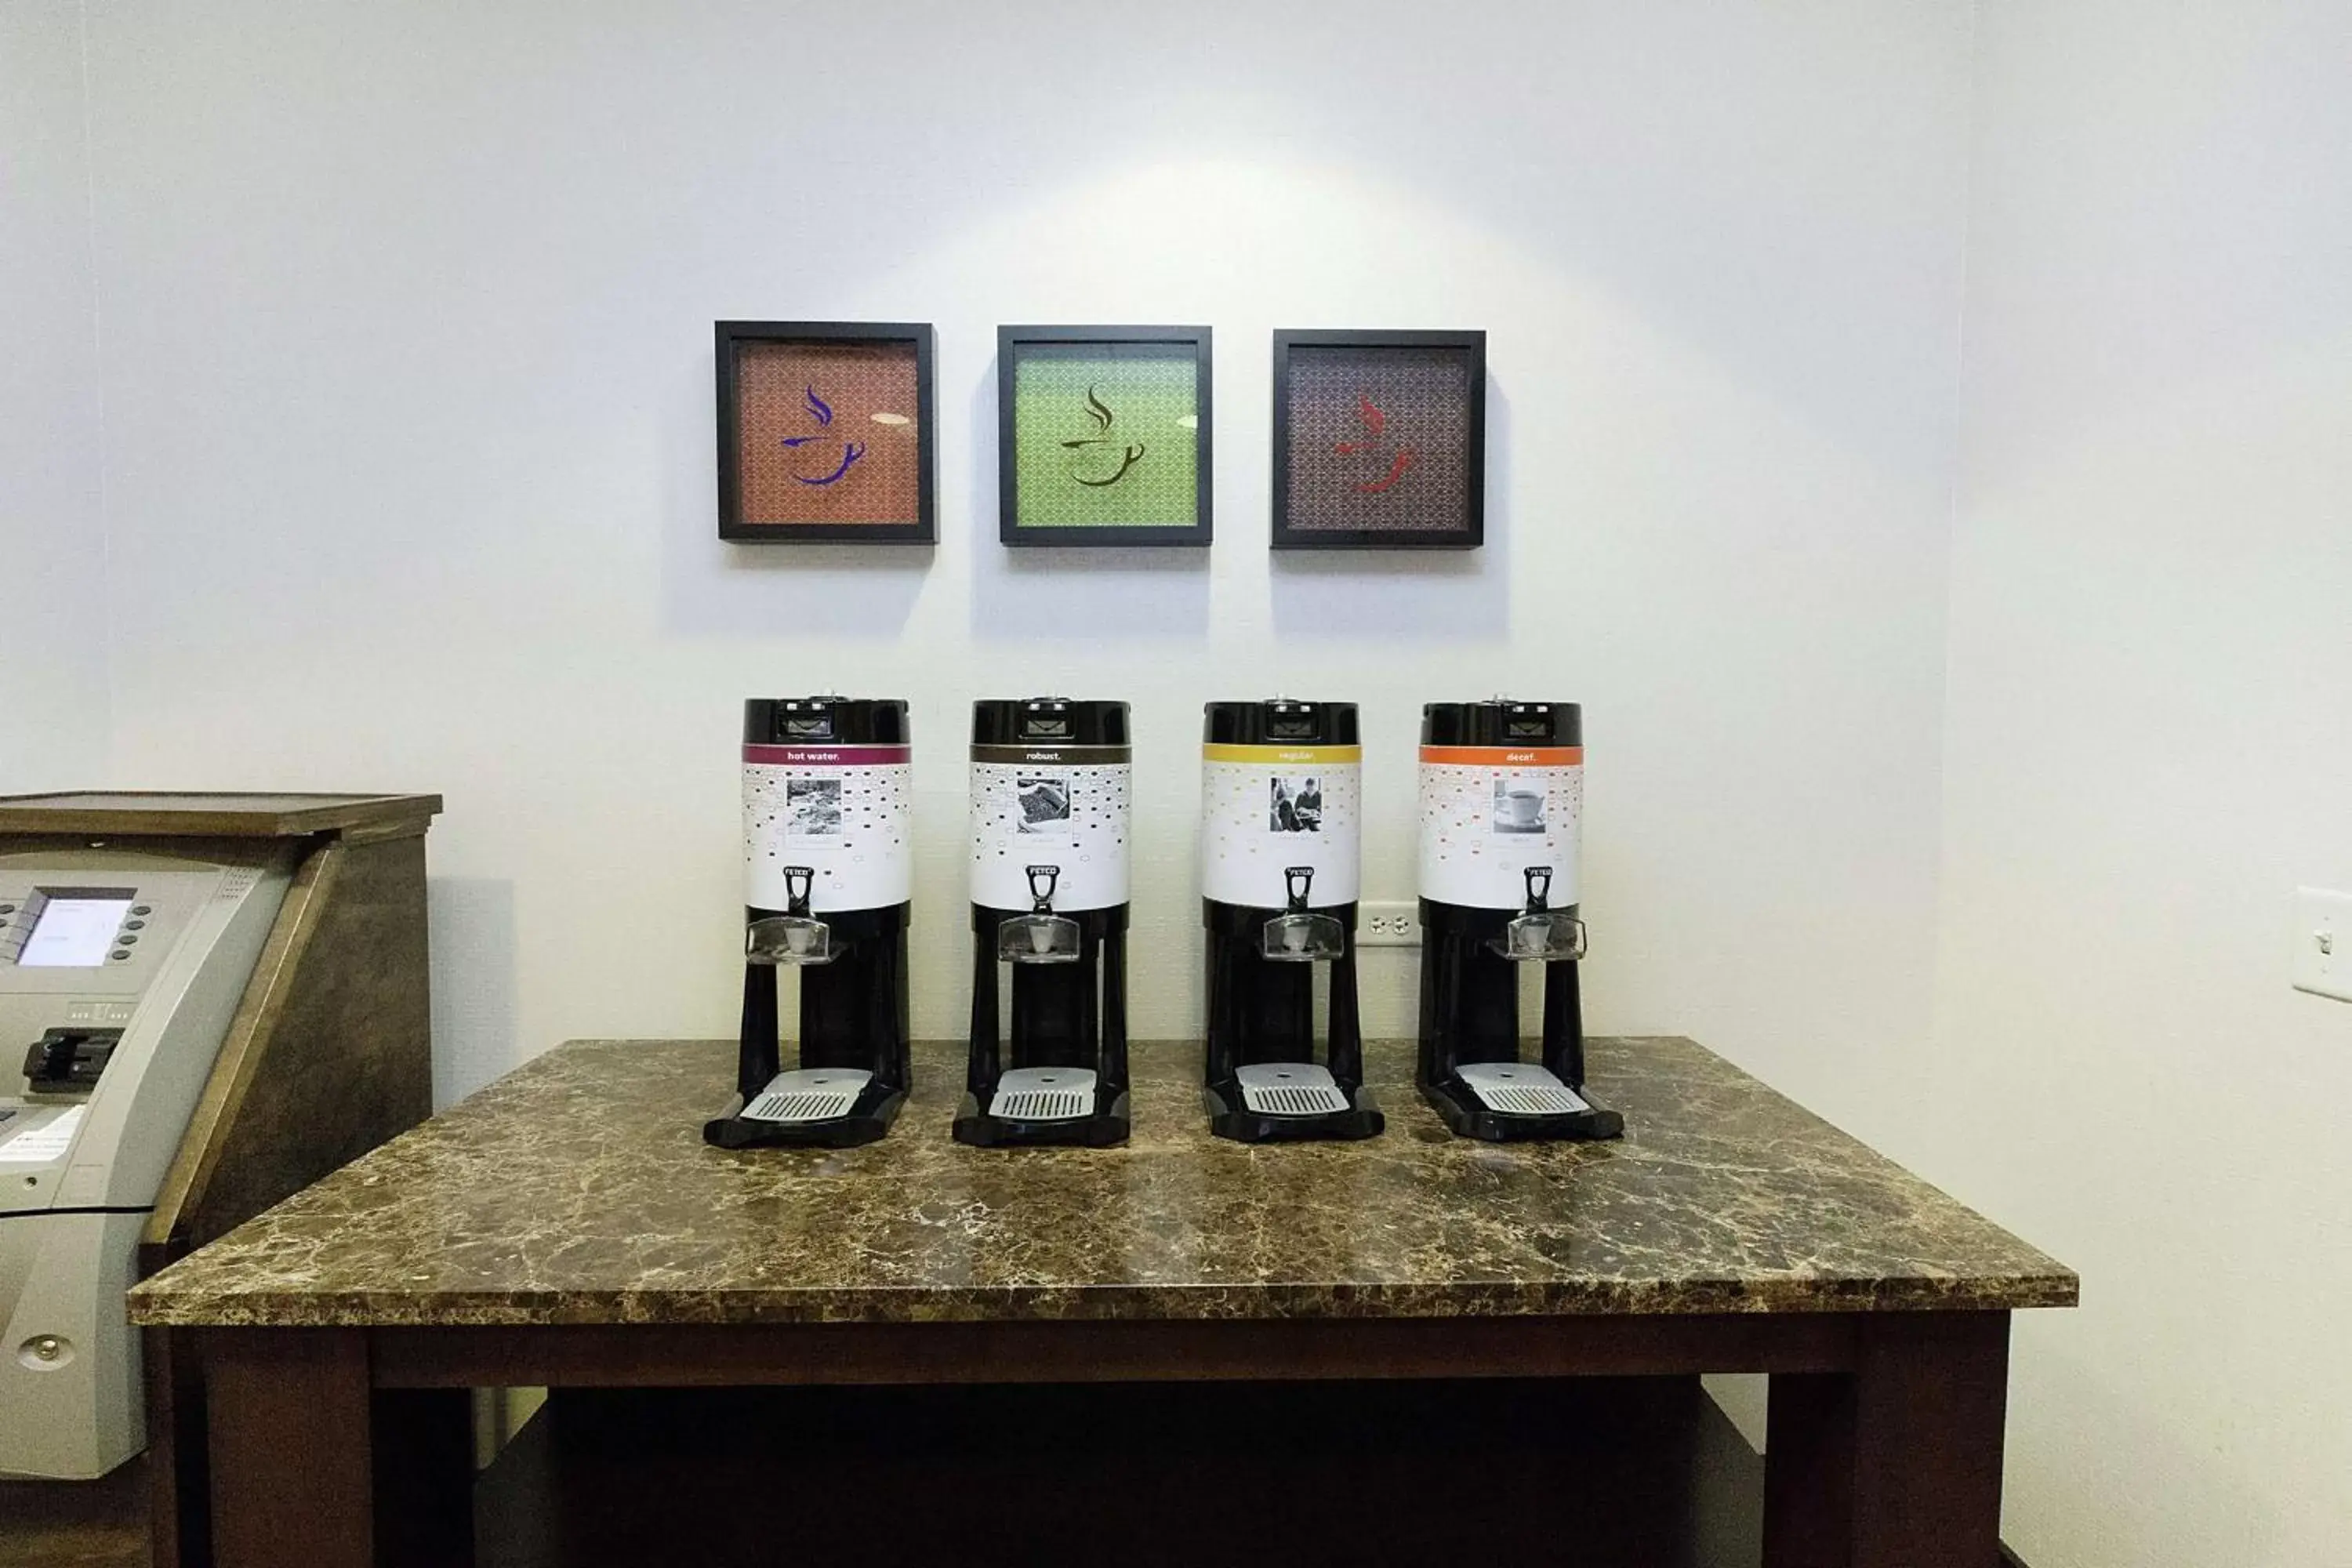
77 0 1974 1104
0 1 108 790
42 2 2348 1557
1916 2 2352 1563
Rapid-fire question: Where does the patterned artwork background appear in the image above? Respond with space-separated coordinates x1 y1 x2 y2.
1283 344 1476 535
736 341 922 527
1010 345 1199 530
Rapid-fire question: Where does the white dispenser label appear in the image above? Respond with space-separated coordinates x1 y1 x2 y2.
1200 744 1361 909
742 745 913 913
1417 745 1583 911
970 749 1131 913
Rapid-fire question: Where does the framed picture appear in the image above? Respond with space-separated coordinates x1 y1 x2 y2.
997 325 1212 547
717 321 937 544
1270 329 1486 550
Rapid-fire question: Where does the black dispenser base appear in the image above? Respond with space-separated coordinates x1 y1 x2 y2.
1203 1082 1385 1144
701 1084 906 1151
952 1091 1131 1149
1419 1080 1622 1143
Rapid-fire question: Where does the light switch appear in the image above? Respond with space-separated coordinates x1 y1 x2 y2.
2291 887 2352 1003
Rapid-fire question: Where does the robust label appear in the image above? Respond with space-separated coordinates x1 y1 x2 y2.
742 743 913 913
1417 744 1582 911
971 745 1131 913
1200 742 1361 909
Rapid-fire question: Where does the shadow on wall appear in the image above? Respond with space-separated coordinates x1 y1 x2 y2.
1270 376 1512 640
967 358 1213 641
428 876 518 1106
657 347 931 639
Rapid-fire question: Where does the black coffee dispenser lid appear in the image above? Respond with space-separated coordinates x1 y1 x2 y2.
744 697 909 746
1421 699 1581 747
1203 699 1359 746
971 698 1131 747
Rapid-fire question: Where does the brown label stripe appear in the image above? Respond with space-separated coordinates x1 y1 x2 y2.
971 745 1133 765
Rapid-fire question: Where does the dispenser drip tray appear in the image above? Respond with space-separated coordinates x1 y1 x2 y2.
988 1066 1096 1123
1261 911 1345 962
1236 1062 1352 1117
745 916 833 966
997 913 1082 964
1454 1062 1590 1118
741 1067 873 1124
1492 913 1587 963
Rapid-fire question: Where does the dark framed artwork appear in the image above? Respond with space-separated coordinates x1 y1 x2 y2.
1270 329 1486 550
997 325 1212 547
717 321 937 543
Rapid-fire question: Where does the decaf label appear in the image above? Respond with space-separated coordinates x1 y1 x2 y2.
1417 744 1582 911
970 750 1131 913
1200 743 1361 909
742 745 913 913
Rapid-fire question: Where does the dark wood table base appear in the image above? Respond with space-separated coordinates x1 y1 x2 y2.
194 1310 2008 1568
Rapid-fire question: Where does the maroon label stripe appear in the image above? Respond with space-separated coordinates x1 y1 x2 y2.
742 745 911 766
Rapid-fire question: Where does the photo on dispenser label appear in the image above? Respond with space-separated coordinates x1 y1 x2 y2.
1491 779 1546 835
1269 775 1323 833
784 778 843 840
1016 774 1070 833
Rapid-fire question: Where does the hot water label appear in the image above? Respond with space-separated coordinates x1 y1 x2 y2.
1417 744 1583 911
1200 742 1362 909
742 743 913 913
970 744 1131 913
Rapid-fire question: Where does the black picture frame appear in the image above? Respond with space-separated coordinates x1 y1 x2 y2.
1270 329 1486 550
717 321 938 544
997 325 1214 548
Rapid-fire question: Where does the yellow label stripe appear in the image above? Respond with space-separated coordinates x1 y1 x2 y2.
1202 743 1363 764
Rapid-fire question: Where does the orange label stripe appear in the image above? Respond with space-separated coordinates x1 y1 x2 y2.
1418 746 1583 766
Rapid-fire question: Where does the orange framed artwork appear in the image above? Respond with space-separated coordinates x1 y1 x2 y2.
717 321 938 544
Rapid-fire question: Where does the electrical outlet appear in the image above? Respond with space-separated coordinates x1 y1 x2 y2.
1357 902 1420 948
2291 887 2352 1003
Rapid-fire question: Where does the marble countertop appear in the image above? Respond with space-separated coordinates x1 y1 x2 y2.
129 1037 2075 1327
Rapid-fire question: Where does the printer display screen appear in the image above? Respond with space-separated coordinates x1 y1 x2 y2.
17 892 135 967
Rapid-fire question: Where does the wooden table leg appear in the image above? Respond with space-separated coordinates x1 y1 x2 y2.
205 1330 376 1568
1762 1311 2010 1568
373 1388 476 1568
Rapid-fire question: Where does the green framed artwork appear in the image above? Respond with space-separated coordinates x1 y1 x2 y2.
996 325 1213 546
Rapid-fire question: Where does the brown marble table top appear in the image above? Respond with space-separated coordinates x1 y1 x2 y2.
129 1037 2075 1328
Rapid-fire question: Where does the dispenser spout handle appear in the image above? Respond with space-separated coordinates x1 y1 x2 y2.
1024 864 1062 913
1283 866 1316 913
1521 866 1553 913
783 865 817 918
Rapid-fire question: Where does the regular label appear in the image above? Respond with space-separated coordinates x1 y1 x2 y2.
970 746 1131 913
1418 745 1582 912
1200 743 1361 909
742 744 913 913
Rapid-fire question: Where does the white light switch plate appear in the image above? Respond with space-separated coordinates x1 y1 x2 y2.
2291 887 2352 1002
1357 902 1420 947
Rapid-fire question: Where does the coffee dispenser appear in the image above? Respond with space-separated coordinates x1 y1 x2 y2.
1200 699 1383 1142
705 697 913 1150
955 698 1131 1147
1416 699 1622 1141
